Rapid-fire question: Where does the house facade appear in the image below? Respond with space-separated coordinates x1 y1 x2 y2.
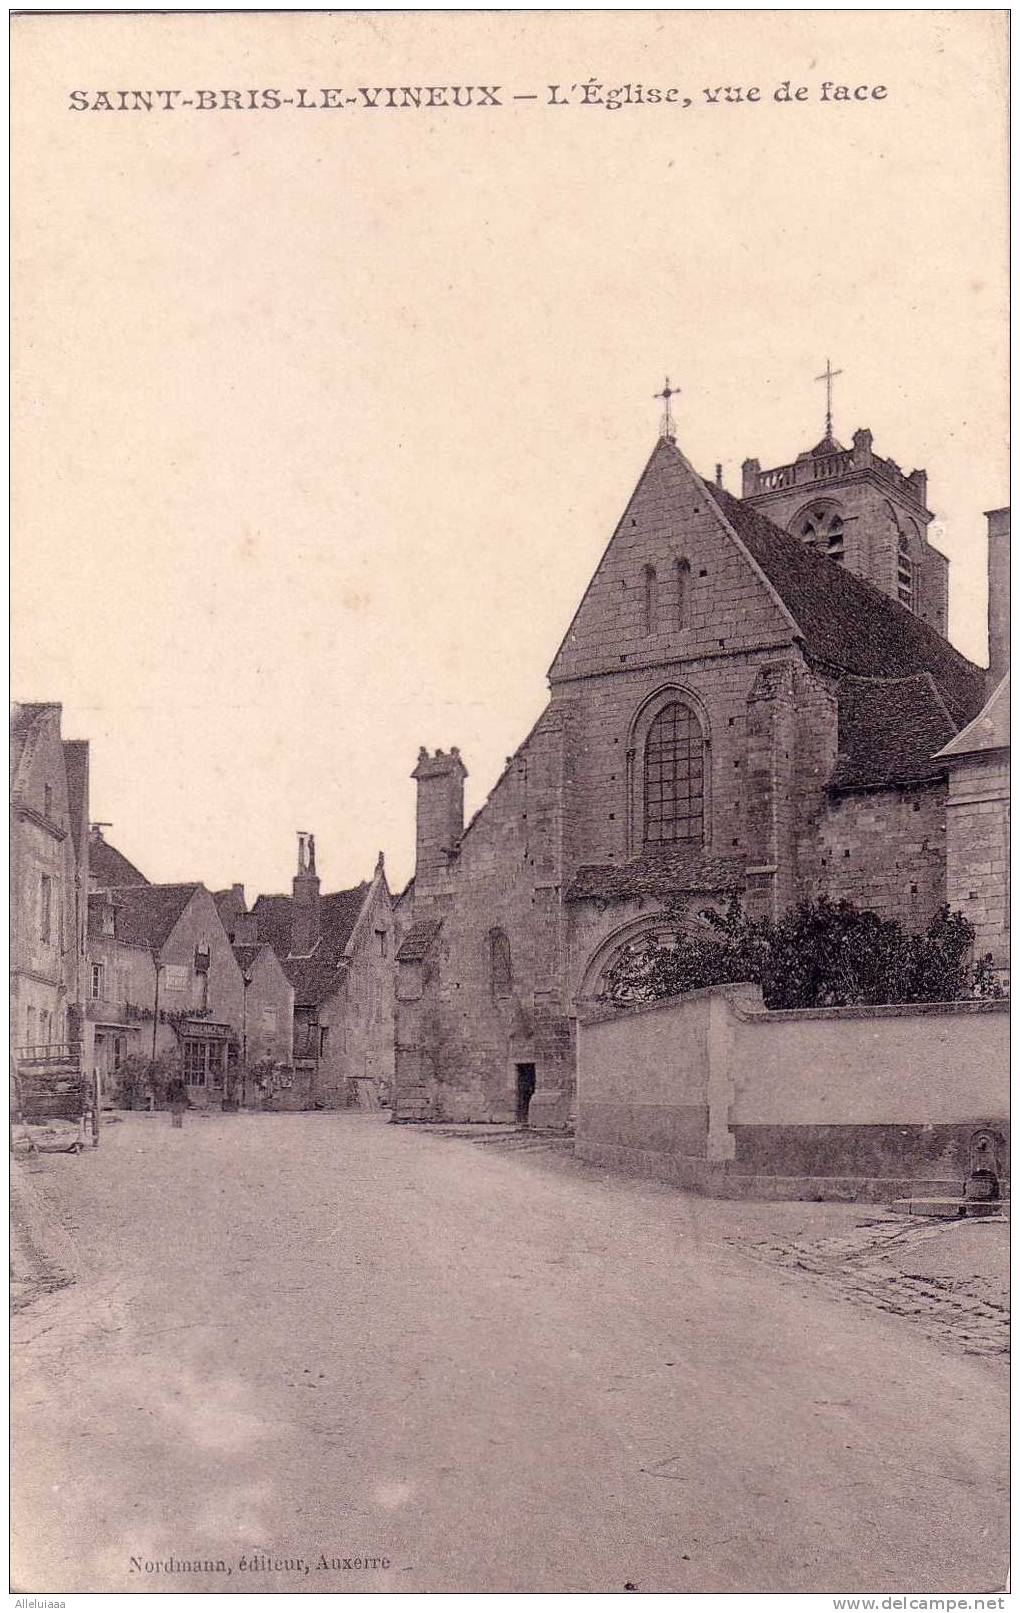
86 882 245 1105
10 703 91 1068
251 837 396 1108
394 418 1002 1128
231 941 296 1106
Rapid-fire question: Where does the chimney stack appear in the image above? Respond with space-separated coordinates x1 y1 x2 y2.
986 507 1010 692
412 747 467 894
291 831 321 955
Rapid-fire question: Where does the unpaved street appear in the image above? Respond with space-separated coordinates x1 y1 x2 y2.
11 1113 1008 1594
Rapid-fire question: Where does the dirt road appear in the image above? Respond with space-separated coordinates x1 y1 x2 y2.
10 1112 1008 1593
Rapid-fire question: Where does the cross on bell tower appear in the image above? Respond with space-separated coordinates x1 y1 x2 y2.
655 377 680 442
814 357 843 442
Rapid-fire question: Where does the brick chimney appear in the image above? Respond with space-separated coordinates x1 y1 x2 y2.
986 507 1010 692
291 831 321 955
412 747 467 892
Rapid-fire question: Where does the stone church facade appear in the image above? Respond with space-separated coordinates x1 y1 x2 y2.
393 420 1001 1128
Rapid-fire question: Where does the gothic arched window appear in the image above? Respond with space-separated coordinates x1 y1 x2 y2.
490 928 512 999
675 558 690 630
643 565 658 634
792 503 845 561
643 701 704 847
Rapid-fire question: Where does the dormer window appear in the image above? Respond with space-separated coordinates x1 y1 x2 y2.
792 502 845 562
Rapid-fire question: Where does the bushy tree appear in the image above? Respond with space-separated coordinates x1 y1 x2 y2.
110 1049 181 1108
599 896 1004 1011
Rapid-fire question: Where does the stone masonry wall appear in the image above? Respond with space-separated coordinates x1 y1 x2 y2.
799 782 948 928
944 754 1009 966
400 706 574 1126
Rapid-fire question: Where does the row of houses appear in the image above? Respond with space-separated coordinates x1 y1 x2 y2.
10 708 395 1111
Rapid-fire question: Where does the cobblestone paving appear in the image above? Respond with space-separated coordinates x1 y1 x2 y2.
417 1126 1010 1364
732 1217 1009 1362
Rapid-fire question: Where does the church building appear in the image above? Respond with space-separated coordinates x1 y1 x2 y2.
393 391 1005 1128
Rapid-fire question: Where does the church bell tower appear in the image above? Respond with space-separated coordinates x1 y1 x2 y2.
739 365 949 637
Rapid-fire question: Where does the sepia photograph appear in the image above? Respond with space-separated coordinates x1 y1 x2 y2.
9 8 1009 1599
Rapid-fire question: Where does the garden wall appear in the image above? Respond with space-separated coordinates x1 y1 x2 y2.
575 985 1009 1200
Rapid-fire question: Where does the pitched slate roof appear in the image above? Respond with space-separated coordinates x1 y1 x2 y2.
395 917 443 962
831 674 958 791
706 481 986 727
250 883 371 1005
566 849 745 903
111 884 200 951
936 672 1010 760
89 829 148 888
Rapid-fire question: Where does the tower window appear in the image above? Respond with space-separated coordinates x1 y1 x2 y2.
792 503 845 562
643 701 704 848
897 532 915 609
643 565 658 635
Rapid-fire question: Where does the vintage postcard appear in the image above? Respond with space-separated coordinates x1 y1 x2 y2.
10 9 1009 1599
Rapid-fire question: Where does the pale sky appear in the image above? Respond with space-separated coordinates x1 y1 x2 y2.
12 11 1008 897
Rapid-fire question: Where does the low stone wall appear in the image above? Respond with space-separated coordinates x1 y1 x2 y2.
575 986 1009 1201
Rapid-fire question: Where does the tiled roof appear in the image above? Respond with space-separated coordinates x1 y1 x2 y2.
566 849 746 903
395 918 443 962
111 884 200 951
936 672 1010 759
285 953 348 1007
831 674 958 791
706 482 986 727
89 830 148 888
250 883 371 1005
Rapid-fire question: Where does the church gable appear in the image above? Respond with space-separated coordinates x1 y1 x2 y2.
548 438 798 685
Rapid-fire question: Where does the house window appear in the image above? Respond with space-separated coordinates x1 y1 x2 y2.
183 1038 225 1087
792 503 845 561
643 701 705 847
44 784 52 819
490 929 512 999
162 964 188 993
377 928 388 958
261 1006 278 1033
643 565 658 634
101 905 115 936
675 558 690 629
40 874 52 943
90 961 105 999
